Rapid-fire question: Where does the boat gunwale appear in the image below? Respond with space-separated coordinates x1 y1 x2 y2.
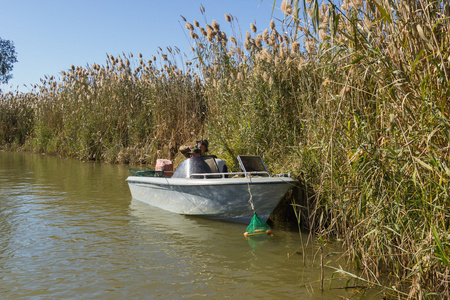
126 174 295 187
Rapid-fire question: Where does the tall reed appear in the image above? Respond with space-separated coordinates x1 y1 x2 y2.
275 0 449 297
0 91 35 146
1 52 205 163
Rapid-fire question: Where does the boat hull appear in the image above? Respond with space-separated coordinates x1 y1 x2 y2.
126 176 295 223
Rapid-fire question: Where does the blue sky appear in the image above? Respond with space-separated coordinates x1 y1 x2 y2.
0 0 285 93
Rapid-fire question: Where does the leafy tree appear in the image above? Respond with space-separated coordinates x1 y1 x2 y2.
0 38 18 84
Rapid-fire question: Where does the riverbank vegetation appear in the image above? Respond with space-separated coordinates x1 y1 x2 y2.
1 0 449 298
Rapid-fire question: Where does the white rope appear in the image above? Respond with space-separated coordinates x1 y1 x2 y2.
247 179 255 213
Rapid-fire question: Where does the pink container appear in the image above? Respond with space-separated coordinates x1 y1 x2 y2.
155 159 173 177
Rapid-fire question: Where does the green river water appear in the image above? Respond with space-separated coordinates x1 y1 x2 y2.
0 151 382 299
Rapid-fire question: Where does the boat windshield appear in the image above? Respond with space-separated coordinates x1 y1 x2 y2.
172 156 220 179
238 155 268 173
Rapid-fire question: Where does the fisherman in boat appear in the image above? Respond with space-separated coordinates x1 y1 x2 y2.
179 140 209 158
179 145 194 158
178 140 228 173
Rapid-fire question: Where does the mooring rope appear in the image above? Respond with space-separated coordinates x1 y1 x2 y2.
247 177 255 213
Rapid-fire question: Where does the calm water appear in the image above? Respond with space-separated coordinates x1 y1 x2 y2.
0 151 380 299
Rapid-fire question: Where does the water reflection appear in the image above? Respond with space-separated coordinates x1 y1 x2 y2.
245 234 273 248
127 200 264 290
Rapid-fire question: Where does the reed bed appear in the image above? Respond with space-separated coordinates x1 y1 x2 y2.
0 0 449 297
1 51 205 163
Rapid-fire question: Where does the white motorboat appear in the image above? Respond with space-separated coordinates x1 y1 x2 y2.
126 155 295 223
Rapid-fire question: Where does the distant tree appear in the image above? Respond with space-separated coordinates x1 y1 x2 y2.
0 38 18 84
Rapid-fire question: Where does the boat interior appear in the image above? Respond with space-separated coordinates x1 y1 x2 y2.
128 155 274 179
